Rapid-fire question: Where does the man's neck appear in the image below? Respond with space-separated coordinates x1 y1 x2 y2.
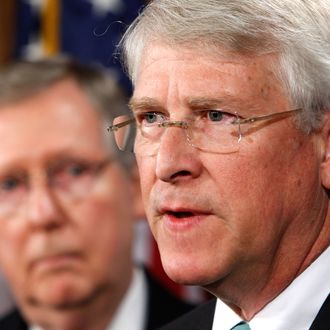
205 208 330 320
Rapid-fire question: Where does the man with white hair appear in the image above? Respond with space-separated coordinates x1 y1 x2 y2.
109 0 330 329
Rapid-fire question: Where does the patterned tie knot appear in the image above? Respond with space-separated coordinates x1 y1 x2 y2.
231 321 251 330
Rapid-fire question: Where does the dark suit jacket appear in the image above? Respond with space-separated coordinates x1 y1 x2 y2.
159 294 330 330
0 269 195 330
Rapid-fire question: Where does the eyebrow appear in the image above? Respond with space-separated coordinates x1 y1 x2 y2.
129 96 236 108
128 97 165 113
187 97 238 109
129 95 261 114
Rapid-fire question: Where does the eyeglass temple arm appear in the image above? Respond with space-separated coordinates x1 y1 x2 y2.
233 108 302 125
107 108 302 131
107 118 136 132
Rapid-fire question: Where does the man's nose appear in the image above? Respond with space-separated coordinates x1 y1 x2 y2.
155 125 202 183
25 183 64 229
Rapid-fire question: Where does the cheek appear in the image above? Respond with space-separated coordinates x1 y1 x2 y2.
208 133 316 233
137 156 154 204
0 223 27 288
72 194 133 265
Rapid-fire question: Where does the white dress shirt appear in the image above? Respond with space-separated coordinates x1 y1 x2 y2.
108 267 147 330
212 246 330 330
31 267 147 330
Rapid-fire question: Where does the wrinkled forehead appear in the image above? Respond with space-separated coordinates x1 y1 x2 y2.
0 82 109 158
136 40 280 80
129 34 279 82
133 43 286 111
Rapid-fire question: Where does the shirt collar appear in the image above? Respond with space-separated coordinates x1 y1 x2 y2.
213 246 330 330
107 267 147 330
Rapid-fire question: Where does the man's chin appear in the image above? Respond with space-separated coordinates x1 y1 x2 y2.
26 279 98 310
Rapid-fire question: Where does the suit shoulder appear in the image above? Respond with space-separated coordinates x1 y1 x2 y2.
158 298 216 330
144 268 197 329
0 309 28 330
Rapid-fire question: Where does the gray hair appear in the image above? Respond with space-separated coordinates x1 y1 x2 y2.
120 0 330 131
0 56 134 169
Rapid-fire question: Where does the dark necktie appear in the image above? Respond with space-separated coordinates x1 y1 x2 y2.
231 321 251 330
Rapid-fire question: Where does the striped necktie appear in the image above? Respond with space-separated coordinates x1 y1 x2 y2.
231 321 251 330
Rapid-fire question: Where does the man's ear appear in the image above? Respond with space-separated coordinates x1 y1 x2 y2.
320 112 330 189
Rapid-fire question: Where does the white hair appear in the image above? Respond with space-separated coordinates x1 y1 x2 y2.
120 0 330 130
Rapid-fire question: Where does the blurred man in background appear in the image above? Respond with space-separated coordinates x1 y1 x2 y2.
0 56 194 330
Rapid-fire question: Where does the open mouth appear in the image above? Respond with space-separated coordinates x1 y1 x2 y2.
167 211 194 218
161 209 209 230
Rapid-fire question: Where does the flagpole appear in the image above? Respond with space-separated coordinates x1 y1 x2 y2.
42 0 60 55
0 0 16 64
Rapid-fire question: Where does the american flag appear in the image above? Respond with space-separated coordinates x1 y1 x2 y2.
14 0 147 95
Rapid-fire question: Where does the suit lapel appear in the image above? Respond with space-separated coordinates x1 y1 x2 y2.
0 309 28 330
310 293 330 330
